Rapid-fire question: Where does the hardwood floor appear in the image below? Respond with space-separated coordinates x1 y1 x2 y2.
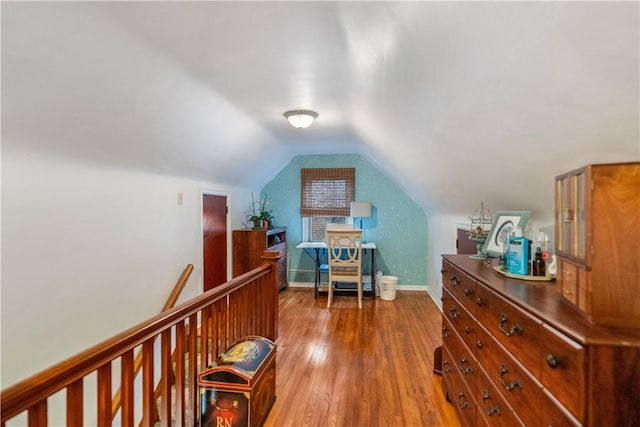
263 288 461 427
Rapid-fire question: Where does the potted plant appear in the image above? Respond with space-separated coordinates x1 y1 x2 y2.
248 193 274 229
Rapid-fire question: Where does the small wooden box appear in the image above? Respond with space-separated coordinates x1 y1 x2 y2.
199 336 276 427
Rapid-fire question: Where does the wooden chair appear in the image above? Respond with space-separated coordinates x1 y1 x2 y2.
319 224 354 288
326 229 363 309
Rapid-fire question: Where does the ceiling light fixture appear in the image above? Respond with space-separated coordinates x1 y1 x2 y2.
283 109 318 129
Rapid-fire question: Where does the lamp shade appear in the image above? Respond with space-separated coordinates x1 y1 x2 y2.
350 201 372 218
284 110 318 129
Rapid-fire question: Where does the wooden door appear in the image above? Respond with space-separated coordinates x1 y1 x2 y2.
456 228 477 255
203 194 228 291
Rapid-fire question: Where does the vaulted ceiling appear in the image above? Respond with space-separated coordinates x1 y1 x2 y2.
3 1 638 217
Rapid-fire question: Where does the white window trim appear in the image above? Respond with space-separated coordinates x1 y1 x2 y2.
302 216 354 242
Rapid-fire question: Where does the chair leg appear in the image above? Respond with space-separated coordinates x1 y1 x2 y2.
327 279 333 308
357 280 363 309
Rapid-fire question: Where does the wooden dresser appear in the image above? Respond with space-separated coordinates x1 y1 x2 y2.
441 254 640 426
233 227 287 291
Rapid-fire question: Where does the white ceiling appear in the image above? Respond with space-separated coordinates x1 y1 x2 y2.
2 1 639 217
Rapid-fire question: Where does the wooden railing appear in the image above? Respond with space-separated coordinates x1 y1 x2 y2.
111 263 194 423
0 251 282 427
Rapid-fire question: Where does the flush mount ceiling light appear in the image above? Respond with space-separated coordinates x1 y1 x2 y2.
283 109 318 129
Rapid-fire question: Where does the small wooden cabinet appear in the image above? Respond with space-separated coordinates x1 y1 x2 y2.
233 228 287 291
555 162 640 328
441 255 640 427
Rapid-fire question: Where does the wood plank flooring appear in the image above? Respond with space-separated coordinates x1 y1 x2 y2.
263 288 461 427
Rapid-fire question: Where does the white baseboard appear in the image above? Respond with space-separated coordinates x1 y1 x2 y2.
287 281 316 289
426 285 443 311
287 281 428 292
287 281 443 312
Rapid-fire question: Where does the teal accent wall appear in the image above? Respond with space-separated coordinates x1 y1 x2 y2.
262 154 428 286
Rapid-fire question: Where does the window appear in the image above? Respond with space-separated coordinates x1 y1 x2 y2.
301 168 355 241
302 216 353 242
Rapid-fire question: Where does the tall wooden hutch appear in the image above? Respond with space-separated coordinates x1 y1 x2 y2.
555 162 640 328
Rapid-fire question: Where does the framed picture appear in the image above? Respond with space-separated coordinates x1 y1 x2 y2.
481 211 530 258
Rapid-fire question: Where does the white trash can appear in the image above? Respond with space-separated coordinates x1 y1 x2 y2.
379 276 398 301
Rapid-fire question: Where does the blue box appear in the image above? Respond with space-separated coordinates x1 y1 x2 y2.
508 237 529 275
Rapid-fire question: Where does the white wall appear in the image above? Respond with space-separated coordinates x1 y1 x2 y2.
1 148 254 389
427 214 460 306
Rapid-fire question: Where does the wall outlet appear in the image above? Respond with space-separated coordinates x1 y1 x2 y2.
177 192 184 205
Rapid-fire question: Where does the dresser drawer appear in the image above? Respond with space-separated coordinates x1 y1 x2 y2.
442 345 456 377
474 281 494 329
481 333 543 426
443 289 477 354
557 258 590 312
443 260 478 315
443 316 477 392
540 389 582 427
476 366 525 427
484 292 542 378
540 324 586 422
558 258 577 304
443 346 477 427
474 323 491 366
558 258 578 305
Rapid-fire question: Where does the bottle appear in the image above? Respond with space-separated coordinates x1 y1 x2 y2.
537 232 550 260
500 228 512 270
532 247 546 276
508 228 529 276
528 239 532 275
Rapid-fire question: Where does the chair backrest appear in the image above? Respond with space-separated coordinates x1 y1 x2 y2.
325 223 354 231
326 230 363 268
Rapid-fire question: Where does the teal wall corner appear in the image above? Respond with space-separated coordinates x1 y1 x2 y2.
261 154 428 286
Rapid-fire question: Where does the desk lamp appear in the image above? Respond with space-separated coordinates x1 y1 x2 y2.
350 201 372 241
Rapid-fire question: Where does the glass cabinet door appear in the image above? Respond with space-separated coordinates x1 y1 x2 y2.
575 173 586 259
556 176 573 254
556 171 587 260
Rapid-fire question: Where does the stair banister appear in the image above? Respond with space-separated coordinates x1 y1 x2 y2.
1 251 282 426
110 264 194 420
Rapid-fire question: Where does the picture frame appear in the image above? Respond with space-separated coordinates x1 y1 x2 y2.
481 211 530 258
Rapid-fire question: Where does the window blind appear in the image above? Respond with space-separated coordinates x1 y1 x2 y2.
300 168 355 217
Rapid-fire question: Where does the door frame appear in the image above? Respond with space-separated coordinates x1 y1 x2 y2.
200 187 232 292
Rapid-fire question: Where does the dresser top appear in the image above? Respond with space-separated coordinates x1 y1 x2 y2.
442 254 640 347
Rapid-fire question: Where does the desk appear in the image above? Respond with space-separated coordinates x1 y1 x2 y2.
296 241 377 298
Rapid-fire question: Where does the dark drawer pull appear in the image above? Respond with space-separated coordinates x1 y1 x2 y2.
499 364 521 391
460 357 473 374
464 326 471 334
457 392 470 410
546 354 559 369
464 288 473 296
443 359 453 374
442 327 451 339
476 298 484 307
449 307 460 319
481 390 501 416
476 340 483 349
499 313 523 337
449 276 460 286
